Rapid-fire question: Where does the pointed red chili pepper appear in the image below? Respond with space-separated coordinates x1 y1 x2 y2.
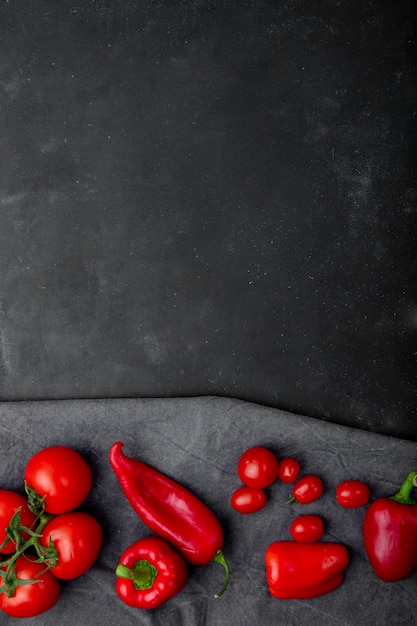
109 442 230 597
363 470 417 581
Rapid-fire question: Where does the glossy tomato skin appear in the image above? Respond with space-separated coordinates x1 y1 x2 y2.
39 512 103 579
336 480 370 508
0 555 60 618
24 446 93 514
277 457 301 484
231 486 267 514
291 475 324 504
290 515 324 542
237 446 279 489
0 490 37 553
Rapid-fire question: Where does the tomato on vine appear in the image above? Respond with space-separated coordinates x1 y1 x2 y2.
24 446 93 514
0 555 60 618
0 491 37 554
39 512 103 580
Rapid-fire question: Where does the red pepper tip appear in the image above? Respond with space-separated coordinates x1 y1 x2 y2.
109 441 125 461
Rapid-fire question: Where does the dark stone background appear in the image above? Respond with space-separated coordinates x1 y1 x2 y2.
0 0 416 439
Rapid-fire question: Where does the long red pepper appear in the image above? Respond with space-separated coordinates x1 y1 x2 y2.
109 442 230 597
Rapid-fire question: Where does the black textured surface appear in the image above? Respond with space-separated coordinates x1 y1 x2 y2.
0 1 416 439
1 397 417 625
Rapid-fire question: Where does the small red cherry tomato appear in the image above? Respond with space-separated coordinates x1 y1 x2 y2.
24 446 93 514
230 486 267 514
290 515 324 542
39 512 103 579
237 446 279 489
277 457 301 483
336 480 370 508
0 555 60 618
0 490 37 553
289 475 324 504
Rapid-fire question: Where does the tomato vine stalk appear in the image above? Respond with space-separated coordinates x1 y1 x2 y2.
0 484 58 598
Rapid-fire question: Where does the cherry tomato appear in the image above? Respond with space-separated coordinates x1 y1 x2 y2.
230 486 267 514
277 457 301 483
24 446 93 514
290 515 324 542
237 446 279 489
39 512 103 579
290 475 323 504
336 480 370 508
0 490 37 553
0 555 60 618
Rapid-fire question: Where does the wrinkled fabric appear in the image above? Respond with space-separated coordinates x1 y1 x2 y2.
0 396 415 625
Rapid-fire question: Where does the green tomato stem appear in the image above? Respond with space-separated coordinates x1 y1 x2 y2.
0 509 56 598
285 494 297 505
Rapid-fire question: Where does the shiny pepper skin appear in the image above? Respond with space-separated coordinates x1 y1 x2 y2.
265 541 349 599
109 442 230 597
363 470 417 582
115 537 188 609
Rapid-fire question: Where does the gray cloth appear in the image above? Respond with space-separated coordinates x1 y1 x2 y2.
0 396 416 625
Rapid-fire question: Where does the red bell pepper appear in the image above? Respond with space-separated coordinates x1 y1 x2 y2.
265 541 349 599
115 537 187 609
109 442 229 597
363 470 417 582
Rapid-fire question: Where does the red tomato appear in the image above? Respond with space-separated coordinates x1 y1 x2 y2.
39 512 103 579
290 515 324 542
24 446 93 514
336 480 370 508
230 486 267 514
237 446 279 489
0 555 60 618
290 475 323 504
277 457 301 483
0 490 37 553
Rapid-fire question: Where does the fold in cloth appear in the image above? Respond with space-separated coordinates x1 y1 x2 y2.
0 396 415 625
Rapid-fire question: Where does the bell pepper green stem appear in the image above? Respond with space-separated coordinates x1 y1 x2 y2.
116 560 158 590
389 470 417 505
212 549 230 598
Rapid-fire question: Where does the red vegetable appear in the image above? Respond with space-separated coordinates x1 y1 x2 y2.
277 457 300 483
24 446 93 514
0 555 60 618
265 541 349 599
39 512 103 580
363 470 417 581
0 491 37 554
336 480 370 508
230 486 267 514
290 515 324 543
115 536 188 609
288 475 323 504
109 442 229 597
237 446 279 489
